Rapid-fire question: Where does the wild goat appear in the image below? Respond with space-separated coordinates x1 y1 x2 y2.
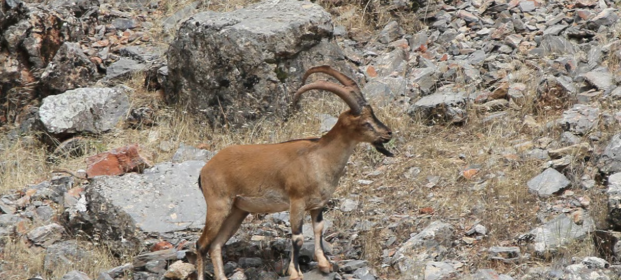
196 65 393 280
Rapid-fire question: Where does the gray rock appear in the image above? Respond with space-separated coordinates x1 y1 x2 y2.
105 58 147 80
166 0 347 126
559 104 599 135
488 247 520 263
424 261 460 280
379 21 404 44
239 257 263 268
519 1 536 12
540 35 577 55
598 133 621 174
587 8 619 30
27 223 65 247
0 213 25 238
340 198 358 212
527 168 571 197
133 249 179 268
392 221 454 274
583 68 615 93
363 76 406 106
118 46 164 64
171 143 215 163
408 90 467 124
340 260 367 273
607 172 621 228
44 241 92 272
354 266 375 280
39 87 131 135
48 0 100 17
111 18 137 31
97 272 114 280
82 161 205 244
581 257 609 269
471 269 514 280
560 131 582 145
527 213 595 254
40 42 97 95
372 48 407 77
410 67 437 95
317 114 338 134
161 1 200 32
543 24 568 36
61 271 91 280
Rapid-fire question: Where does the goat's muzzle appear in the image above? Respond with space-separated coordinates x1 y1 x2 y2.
373 132 393 157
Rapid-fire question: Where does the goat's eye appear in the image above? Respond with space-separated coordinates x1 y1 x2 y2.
363 122 373 130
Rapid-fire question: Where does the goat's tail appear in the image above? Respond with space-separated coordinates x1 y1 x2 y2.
198 174 203 193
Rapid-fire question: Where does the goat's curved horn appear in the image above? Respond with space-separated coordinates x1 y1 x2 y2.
293 81 362 115
302 65 358 88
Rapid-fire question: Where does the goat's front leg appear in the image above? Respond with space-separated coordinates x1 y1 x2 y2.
288 199 305 280
310 208 331 273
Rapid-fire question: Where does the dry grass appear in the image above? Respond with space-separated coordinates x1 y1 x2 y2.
0 238 124 279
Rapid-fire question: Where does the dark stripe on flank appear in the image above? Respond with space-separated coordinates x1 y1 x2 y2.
280 137 320 144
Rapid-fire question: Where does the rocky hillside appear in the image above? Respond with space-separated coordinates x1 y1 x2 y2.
2 0 621 279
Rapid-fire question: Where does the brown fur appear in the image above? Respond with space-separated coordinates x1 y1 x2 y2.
195 66 393 280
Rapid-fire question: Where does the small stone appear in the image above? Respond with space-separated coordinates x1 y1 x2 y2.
340 199 359 212
27 223 65 247
489 247 521 263
340 260 368 273
163 260 195 279
527 168 571 197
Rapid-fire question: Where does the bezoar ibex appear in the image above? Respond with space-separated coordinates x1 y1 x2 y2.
196 65 394 280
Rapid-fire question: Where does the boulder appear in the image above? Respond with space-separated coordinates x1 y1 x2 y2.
38 87 131 136
166 0 352 126
171 143 215 163
65 160 206 255
40 42 98 96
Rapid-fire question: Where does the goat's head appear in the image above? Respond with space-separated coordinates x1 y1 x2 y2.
293 65 394 157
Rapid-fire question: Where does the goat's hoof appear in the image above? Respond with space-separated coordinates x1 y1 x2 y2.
318 263 332 273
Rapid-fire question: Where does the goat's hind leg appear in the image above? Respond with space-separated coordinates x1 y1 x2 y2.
288 199 305 280
209 207 249 280
310 208 331 273
197 199 232 280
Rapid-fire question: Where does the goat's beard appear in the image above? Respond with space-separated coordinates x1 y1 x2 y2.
373 142 394 157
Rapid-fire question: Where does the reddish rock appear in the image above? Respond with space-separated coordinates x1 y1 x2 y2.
86 144 152 177
152 241 174 252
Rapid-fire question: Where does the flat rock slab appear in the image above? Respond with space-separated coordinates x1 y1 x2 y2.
89 160 206 233
39 86 130 135
527 168 570 197
528 213 595 254
607 172 621 228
